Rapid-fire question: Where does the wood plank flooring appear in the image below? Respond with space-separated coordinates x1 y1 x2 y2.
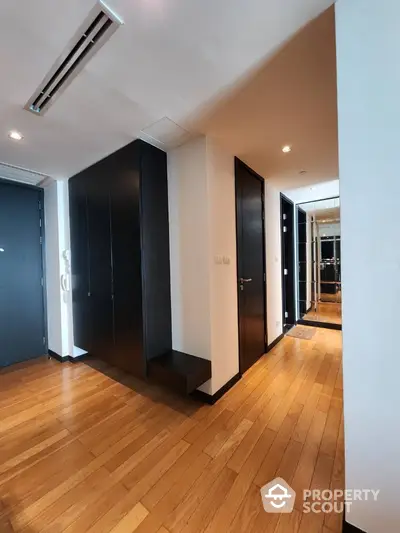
0 328 343 533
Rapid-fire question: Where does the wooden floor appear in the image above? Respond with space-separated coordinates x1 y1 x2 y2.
304 303 342 325
0 329 343 533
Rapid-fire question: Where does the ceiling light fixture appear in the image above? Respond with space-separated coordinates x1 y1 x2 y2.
8 130 23 141
282 145 292 153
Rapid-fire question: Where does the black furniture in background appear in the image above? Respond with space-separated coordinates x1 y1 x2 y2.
69 139 212 393
69 139 172 378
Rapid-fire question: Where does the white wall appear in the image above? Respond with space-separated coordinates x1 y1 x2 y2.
44 181 63 355
168 136 239 394
44 180 74 358
169 136 288 393
207 138 240 393
265 182 283 343
168 136 212 365
336 1 400 531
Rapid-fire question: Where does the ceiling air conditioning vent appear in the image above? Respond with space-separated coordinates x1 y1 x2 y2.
25 1 123 116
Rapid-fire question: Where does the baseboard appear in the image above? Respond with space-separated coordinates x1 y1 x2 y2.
48 350 89 364
191 373 241 405
192 333 285 404
267 333 284 352
69 353 90 363
48 350 69 363
297 319 342 331
343 519 367 532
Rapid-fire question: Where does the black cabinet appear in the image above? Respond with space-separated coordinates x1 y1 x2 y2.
69 174 91 351
69 140 172 378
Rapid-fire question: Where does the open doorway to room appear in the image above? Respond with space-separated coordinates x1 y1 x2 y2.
297 196 341 329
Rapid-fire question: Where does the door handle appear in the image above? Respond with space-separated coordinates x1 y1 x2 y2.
240 278 253 283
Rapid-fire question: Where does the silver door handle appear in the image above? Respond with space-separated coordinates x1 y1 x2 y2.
240 278 253 283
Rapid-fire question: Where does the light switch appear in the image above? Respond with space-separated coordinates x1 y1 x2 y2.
223 255 230 265
214 255 223 265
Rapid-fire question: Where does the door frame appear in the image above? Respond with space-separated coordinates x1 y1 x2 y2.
234 158 267 375
0 177 48 356
295 194 342 331
297 205 308 319
280 193 295 333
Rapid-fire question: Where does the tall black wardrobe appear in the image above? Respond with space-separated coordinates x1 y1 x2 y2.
69 139 172 378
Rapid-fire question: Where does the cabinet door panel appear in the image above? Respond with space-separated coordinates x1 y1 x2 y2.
110 147 144 377
140 143 172 360
86 169 114 361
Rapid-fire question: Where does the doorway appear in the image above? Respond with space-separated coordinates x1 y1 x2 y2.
235 159 267 374
0 179 46 367
281 194 295 332
296 197 342 329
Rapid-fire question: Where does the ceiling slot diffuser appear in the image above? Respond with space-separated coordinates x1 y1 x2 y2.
25 1 123 116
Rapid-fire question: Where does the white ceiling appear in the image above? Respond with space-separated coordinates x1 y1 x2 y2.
193 6 338 189
0 0 334 181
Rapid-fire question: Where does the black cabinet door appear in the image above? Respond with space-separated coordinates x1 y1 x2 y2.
69 176 91 351
86 168 114 362
140 142 172 361
110 146 145 377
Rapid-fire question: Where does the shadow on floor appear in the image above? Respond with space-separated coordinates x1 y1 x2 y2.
0 497 37 533
81 357 205 418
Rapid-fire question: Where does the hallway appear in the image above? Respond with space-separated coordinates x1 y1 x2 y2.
0 330 343 533
304 303 342 325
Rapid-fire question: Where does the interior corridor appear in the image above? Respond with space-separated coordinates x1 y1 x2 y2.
0 329 343 533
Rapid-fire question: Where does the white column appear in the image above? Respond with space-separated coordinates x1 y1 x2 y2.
44 180 73 358
336 1 400 531
168 136 239 394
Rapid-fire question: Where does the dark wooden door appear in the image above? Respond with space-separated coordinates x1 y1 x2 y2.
281 194 295 330
297 207 307 316
235 159 266 374
0 181 45 366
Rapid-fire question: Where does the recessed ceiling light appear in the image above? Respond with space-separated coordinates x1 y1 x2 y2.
282 145 292 153
8 130 23 141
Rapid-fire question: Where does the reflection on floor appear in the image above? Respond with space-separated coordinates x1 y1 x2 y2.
320 291 342 304
0 329 343 533
304 302 342 325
